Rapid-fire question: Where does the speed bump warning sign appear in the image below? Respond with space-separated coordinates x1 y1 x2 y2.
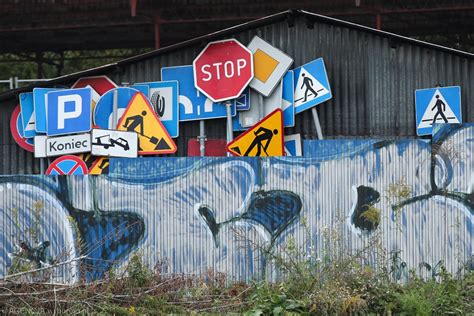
227 109 284 156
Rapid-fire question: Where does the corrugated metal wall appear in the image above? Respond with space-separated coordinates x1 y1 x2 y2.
2 125 473 283
1 12 474 174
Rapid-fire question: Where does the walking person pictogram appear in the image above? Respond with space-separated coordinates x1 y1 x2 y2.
244 127 278 156
301 73 319 102
431 94 448 125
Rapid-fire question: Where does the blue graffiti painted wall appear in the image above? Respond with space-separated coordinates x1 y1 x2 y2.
1 124 473 283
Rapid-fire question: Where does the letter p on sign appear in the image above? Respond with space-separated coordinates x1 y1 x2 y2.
46 87 92 136
57 94 82 129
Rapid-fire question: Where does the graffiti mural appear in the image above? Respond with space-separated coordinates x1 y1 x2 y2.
0 124 473 283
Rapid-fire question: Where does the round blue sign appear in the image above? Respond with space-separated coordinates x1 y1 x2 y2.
94 87 140 128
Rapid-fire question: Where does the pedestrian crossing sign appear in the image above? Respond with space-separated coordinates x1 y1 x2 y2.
293 58 332 114
116 92 177 155
227 109 284 157
415 86 461 136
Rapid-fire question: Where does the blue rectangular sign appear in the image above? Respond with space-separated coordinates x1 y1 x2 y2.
133 81 180 138
46 88 92 136
33 87 61 133
282 70 295 127
19 92 36 138
415 86 462 136
161 65 237 121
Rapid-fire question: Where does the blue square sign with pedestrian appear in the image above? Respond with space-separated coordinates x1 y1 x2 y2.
415 86 461 136
293 58 332 114
47 87 92 136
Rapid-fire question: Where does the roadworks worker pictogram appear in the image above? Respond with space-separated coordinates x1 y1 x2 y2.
117 92 177 155
227 109 284 157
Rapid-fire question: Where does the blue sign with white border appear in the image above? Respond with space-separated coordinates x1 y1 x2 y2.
235 88 250 111
46 87 92 136
133 81 180 138
94 87 140 129
282 70 295 127
284 134 302 156
293 58 332 114
161 65 237 121
131 84 150 98
33 87 61 133
415 86 462 136
19 92 36 138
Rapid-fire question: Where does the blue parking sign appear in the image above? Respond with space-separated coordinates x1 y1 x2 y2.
161 65 237 121
415 86 462 136
293 58 332 114
47 88 92 136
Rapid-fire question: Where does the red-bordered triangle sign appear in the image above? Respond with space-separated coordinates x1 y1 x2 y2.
227 109 284 156
117 92 177 155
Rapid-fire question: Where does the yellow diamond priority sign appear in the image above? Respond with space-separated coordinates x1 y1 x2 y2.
247 36 293 97
227 109 284 156
117 92 177 155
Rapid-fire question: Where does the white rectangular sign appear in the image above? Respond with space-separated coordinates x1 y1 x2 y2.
91 129 138 158
46 133 91 157
34 135 48 158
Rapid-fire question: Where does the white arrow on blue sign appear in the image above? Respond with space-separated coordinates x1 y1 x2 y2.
293 58 332 114
46 87 92 136
161 65 238 121
415 86 462 136
282 70 295 127
132 81 180 138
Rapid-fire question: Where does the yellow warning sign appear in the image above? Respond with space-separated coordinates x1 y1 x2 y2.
227 109 284 157
89 157 109 175
254 49 279 83
117 92 177 155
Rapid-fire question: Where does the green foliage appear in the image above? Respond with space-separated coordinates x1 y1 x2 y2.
0 49 151 93
125 253 151 289
360 204 381 227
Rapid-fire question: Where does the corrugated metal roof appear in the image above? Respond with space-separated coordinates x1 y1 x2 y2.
1 9 473 102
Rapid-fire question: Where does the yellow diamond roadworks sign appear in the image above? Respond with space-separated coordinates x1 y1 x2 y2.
247 36 293 97
227 109 284 157
117 92 177 155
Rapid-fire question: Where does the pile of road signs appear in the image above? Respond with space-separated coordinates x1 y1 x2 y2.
11 75 179 175
14 35 461 167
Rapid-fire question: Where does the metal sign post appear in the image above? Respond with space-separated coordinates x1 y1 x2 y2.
226 100 233 156
198 120 206 156
311 107 324 140
112 89 118 128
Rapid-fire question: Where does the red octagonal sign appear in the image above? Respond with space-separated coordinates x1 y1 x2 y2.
193 39 253 103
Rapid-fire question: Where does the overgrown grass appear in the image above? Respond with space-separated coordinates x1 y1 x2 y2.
1 236 473 314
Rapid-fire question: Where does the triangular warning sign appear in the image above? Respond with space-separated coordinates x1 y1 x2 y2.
417 89 460 129
89 157 109 175
294 67 329 107
227 109 284 157
117 92 177 155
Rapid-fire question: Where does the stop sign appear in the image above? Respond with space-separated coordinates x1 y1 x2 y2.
193 39 253 103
